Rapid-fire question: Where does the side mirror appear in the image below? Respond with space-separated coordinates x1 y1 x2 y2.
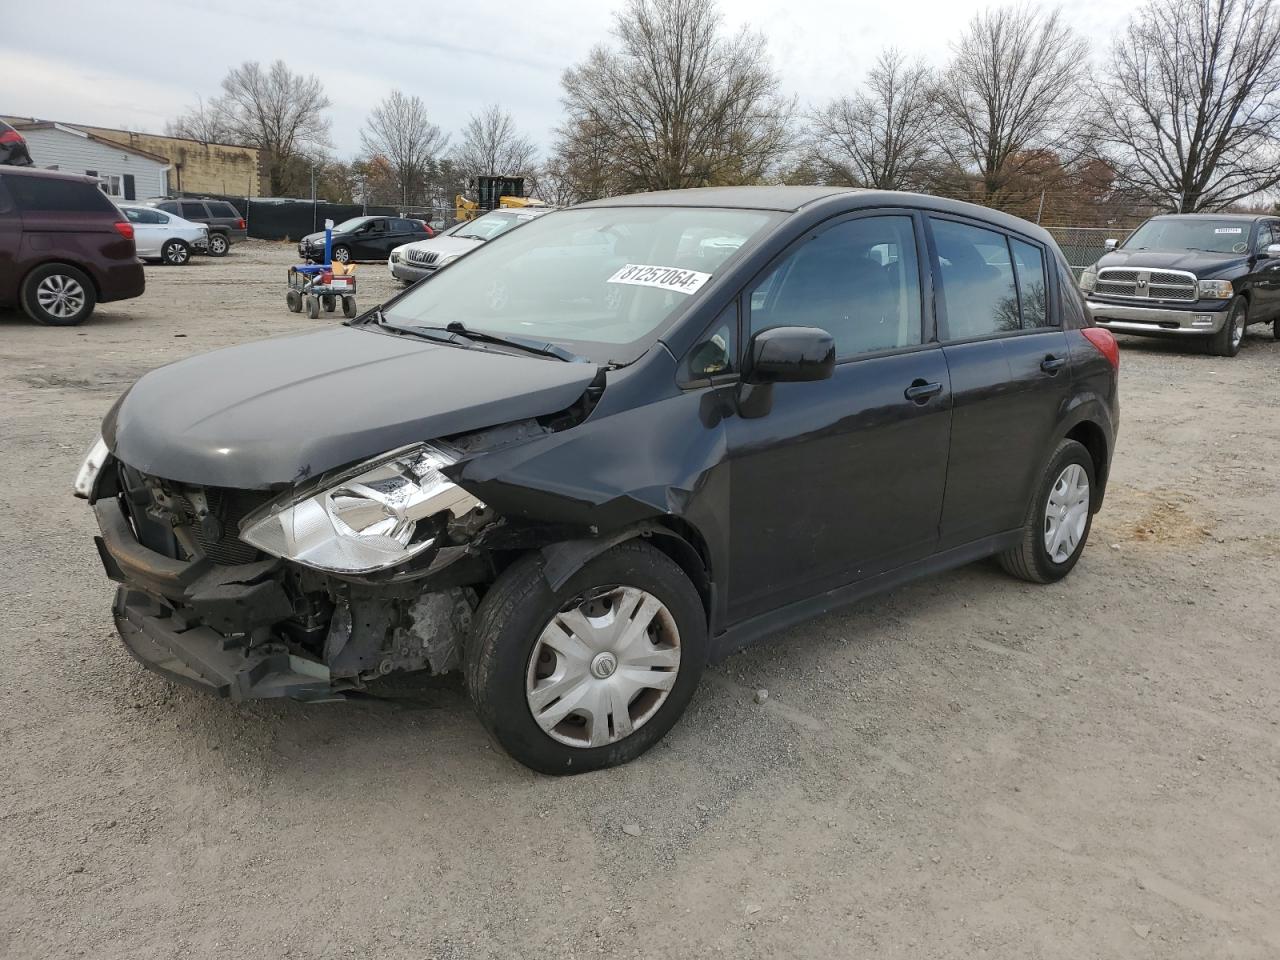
744 326 835 384
1103 238 1119 251
1266 243 1280 259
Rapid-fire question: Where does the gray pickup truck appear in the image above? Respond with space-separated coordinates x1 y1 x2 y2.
1080 213 1280 357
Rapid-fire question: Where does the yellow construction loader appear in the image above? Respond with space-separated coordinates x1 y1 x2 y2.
455 176 546 221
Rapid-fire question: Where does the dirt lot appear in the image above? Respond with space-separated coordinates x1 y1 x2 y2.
2 241 1278 959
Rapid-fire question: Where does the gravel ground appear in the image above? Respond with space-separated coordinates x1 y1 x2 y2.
2 241 1278 959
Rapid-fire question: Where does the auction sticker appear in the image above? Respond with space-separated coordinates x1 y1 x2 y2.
607 263 712 295
1214 227 1243 234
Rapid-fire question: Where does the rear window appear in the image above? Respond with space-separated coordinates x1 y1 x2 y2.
6 175 118 214
180 202 208 220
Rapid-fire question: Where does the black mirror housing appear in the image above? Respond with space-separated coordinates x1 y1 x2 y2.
744 326 836 384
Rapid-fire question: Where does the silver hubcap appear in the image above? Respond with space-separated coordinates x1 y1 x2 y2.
1232 308 1245 347
211 236 227 253
526 586 681 748
36 275 86 319
166 244 186 264
1044 463 1090 563
334 248 349 262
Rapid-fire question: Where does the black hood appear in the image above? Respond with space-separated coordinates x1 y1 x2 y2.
103 326 600 489
1096 248 1247 279
300 230 350 245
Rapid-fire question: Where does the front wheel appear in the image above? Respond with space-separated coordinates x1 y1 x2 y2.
161 239 190 266
1210 297 1247 357
305 294 320 319
998 438 1097 584
466 541 708 774
341 295 357 319
331 245 351 264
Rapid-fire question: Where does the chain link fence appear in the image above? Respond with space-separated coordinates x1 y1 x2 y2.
1043 226 1134 279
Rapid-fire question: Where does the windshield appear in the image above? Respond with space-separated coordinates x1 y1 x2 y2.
452 210 543 242
1124 218 1253 254
331 217 370 233
381 206 779 364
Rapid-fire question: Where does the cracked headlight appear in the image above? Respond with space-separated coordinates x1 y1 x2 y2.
1079 264 1098 293
239 443 482 574
1197 278 1233 299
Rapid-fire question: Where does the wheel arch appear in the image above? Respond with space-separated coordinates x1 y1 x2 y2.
1063 418 1111 509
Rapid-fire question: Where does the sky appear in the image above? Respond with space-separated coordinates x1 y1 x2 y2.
2 0 1138 158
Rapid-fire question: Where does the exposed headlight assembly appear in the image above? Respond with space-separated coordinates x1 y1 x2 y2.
437 254 461 267
1197 278 1233 299
1079 264 1098 293
240 443 482 574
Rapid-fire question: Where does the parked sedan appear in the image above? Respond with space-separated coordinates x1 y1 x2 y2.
298 216 431 264
120 204 207 265
77 186 1119 774
389 208 551 284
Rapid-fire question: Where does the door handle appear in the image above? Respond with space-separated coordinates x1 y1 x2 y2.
904 379 944 403
1040 355 1067 374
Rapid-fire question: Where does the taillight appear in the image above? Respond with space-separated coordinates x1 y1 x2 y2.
1082 327 1119 370
238 218 246 230
0 130 21 145
113 221 134 241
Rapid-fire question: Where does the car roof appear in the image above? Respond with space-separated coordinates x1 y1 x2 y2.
0 166 99 185
576 186 1058 245
1148 212 1264 222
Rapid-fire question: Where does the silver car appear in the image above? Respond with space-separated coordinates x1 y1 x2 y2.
388 208 551 284
119 204 208 265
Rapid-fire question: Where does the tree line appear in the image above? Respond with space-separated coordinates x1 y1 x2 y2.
166 0 1280 221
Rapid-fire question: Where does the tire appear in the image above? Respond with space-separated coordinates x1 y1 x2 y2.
20 263 97 326
341 295 357 319
998 438 1097 584
332 245 351 264
285 289 302 313
305 294 320 319
207 233 229 257
1272 317 1279 341
322 295 336 313
161 239 190 266
466 540 708 775
1210 297 1247 357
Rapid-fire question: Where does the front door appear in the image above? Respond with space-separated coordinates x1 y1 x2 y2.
1250 221 1280 321
725 212 953 624
927 216 1074 549
355 218 390 258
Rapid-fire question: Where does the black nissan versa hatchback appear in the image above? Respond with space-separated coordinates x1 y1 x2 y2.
76 187 1119 774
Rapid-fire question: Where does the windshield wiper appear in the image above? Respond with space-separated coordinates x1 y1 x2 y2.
443 321 586 363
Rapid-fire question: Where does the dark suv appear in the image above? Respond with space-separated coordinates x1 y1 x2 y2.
1 167 145 325
1080 213 1280 356
78 187 1119 773
148 198 246 256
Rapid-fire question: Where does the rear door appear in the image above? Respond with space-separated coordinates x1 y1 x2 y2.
725 211 953 622
123 206 163 257
928 215 1072 549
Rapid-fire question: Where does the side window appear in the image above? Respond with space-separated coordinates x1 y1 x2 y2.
1259 223 1277 252
748 215 923 359
180 201 208 220
123 207 145 223
931 218 1020 338
1056 258 1088 328
213 202 239 217
1011 238 1051 327
682 304 738 382
157 201 178 214
369 218 389 233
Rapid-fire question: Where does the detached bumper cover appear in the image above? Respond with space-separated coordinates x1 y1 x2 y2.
94 497 333 700
390 261 435 283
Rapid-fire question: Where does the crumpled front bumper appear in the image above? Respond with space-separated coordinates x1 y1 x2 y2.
94 497 336 700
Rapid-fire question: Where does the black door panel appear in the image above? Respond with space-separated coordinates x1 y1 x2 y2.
726 348 952 622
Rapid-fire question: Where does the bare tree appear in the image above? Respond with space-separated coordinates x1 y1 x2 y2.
808 49 937 189
361 90 450 206
453 105 538 180
560 0 794 193
1095 0 1280 211
169 61 332 196
935 5 1087 206
165 96 232 144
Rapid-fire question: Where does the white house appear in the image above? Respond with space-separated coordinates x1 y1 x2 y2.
14 121 170 201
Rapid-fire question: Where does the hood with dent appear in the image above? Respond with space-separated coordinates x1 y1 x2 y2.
103 326 600 489
1095 248 1247 279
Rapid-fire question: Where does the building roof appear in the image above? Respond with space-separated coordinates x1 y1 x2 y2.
13 121 172 166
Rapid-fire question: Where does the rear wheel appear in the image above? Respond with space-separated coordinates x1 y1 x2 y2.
466 541 708 774
285 289 302 313
322 295 336 313
998 439 1097 584
305 294 320 319
161 239 191 266
21 264 96 326
1210 297 1247 357
207 233 229 257
341 295 357 318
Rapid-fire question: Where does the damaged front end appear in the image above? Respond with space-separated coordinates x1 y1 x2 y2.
83 421 592 701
